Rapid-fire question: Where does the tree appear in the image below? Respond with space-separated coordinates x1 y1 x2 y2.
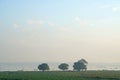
73 59 88 71
38 63 49 71
58 63 69 71
78 59 88 65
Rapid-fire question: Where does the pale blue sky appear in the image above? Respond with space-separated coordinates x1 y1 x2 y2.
0 0 120 63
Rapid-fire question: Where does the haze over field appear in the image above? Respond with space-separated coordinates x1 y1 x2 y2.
0 0 120 63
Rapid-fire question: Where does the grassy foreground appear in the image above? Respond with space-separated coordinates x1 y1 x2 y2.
0 71 120 80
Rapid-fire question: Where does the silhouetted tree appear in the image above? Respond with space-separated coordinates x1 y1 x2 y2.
58 63 69 71
38 63 49 71
73 59 88 71
78 59 88 65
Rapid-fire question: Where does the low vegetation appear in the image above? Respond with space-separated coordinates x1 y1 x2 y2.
0 71 120 80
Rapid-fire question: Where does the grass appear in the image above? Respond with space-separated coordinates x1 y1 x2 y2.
0 71 120 80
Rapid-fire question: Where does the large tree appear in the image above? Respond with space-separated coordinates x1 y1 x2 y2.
73 59 88 71
78 59 88 65
58 63 69 71
38 63 49 71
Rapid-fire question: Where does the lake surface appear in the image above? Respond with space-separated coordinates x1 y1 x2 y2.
0 62 120 71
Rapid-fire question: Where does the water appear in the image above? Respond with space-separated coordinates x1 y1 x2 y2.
0 62 120 71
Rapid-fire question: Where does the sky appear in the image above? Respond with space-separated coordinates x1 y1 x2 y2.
0 0 120 63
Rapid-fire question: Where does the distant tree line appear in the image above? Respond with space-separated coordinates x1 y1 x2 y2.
38 59 88 71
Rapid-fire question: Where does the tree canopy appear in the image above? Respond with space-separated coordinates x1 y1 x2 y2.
78 59 88 64
73 59 88 71
38 63 49 71
58 63 69 71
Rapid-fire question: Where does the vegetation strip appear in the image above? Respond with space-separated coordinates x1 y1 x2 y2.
0 71 120 80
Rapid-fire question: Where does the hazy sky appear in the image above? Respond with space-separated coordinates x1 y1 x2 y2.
0 0 120 63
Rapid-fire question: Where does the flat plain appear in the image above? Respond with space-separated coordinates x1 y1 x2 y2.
0 71 120 80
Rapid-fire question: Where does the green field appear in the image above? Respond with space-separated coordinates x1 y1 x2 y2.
0 71 120 80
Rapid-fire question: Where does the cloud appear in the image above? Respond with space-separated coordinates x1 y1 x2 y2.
112 7 120 12
36 20 44 25
27 19 44 25
27 20 34 25
74 16 96 27
75 16 81 22
60 27 72 32
48 22 55 27
74 16 88 26
90 24 95 27
13 24 19 29
99 5 111 9
100 5 120 12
